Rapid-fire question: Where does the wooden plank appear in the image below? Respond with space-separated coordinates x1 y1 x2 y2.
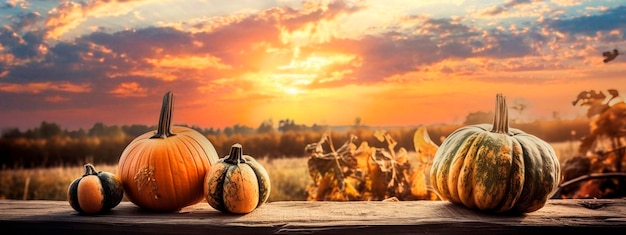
1 199 625 234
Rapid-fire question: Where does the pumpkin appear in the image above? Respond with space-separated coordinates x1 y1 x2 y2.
117 91 219 211
67 163 124 215
205 143 271 214
429 94 561 213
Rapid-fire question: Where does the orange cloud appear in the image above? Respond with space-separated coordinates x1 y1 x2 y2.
162 13 251 33
45 0 146 39
145 55 232 70
552 0 583 7
108 82 147 97
45 1 84 39
44 95 70 103
0 82 92 93
107 69 178 81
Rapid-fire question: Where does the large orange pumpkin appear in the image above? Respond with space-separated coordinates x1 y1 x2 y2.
117 91 219 211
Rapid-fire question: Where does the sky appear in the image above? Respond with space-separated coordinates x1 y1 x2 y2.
0 0 625 131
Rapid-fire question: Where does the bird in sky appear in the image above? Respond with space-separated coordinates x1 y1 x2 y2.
603 49 619 63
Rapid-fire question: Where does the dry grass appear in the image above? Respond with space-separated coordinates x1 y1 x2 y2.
551 141 580 164
0 164 118 200
0 159 311 202
257 157 312 201
0 141 577 202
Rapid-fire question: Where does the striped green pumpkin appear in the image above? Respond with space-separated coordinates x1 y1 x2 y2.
430 94 561 213
68 164 124 215
205 144 271 214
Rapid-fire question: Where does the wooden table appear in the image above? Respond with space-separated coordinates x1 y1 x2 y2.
1 199 625 234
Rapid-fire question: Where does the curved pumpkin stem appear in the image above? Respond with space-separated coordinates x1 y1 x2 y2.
490 93 511 135
225 143 245 164
83 163 98 176
151 91 176 139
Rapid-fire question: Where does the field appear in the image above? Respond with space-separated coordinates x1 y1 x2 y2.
0 157 313 202
0 141 578 202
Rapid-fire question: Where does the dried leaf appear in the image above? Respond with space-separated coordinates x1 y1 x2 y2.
413 126 439 164
306 129 442 201
411 127 440 200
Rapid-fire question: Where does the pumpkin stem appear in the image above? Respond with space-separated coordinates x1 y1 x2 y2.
151 91 176 139
83 163 98 176
224 143 245 164
490 93 511 135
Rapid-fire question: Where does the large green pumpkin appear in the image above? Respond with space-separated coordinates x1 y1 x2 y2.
430 94 561 213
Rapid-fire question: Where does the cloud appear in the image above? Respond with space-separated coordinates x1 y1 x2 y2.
0 81 92 94
44 95 70 103
0 18 47 61
304 15 545 86
479 5 507 16
476 0 542 17
44 1 88 39
1 0 624 129
1 0 548 96
279 0 364 32
547 5 626 36
1 0 28 9
44 0 145 39
0 0 368 92
171 13 251 33
11 11 41 32
109 82 148 97
475 30 534 58
145 55 232 70
551 0 582 7
505 0 535 7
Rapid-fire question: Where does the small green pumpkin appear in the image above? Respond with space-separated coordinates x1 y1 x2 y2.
205 143 271 214
429 94 561 213
68 164 124 215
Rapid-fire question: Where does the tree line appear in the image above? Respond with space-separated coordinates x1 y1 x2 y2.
0 116 591 169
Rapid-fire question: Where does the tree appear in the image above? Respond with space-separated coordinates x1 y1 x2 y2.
88 122 107 137
511 97 530 123
88 122 126 140
68 128 88 138
257 119 274 133
311 123 328 132
223 127 233 136
278 119 295 132
354 117 362 127
122 124 153 137
38 121 62 138
463 111 493 125
233 124 254 135
1 128 22 138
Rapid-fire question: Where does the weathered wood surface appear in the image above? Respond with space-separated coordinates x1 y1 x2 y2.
1 199 626 234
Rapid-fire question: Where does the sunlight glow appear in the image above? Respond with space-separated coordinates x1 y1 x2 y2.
284 87 301 95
